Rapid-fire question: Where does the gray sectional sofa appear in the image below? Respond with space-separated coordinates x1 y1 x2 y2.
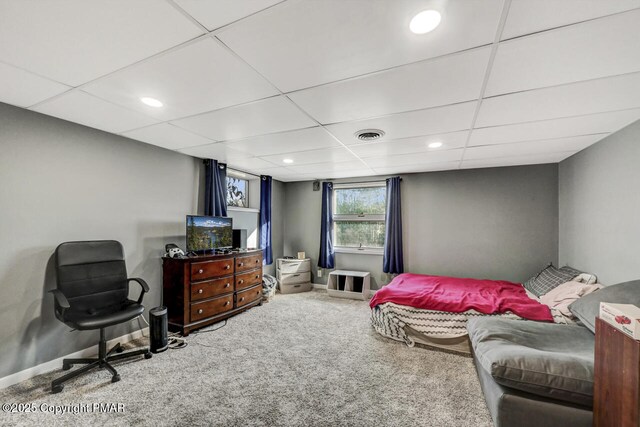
467 279 640 427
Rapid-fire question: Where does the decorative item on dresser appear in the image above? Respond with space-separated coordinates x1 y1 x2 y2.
162 250 263 336
276 258 312 294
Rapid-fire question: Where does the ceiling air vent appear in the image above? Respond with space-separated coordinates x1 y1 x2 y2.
354 129 385 142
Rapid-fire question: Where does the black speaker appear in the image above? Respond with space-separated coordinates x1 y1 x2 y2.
232 229 247 249
149 306 168 353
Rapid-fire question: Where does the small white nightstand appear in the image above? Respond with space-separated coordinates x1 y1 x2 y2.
276 258 312 294
327 270 371 300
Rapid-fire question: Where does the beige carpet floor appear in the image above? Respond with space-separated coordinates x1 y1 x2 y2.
0 290 492 426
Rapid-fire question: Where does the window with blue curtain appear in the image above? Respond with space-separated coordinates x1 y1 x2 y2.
383 176 403 274
204 159 227 217
318 182 335 269
259 175 273 265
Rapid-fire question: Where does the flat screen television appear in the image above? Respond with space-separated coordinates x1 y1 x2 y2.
186 215 233 253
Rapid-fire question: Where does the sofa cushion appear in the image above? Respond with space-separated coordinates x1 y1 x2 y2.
523 264 580 297
468 317 595 407
569 279 640 333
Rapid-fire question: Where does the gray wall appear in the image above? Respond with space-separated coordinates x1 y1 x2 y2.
0 102 202 378
284 164 559 289
559 119 640 285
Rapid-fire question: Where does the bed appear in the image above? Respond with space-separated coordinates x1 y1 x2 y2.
369 273 575 354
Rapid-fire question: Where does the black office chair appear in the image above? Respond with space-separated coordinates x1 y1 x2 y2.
50 240 152 393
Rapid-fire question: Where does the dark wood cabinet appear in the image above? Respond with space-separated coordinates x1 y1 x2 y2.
162 250 263 336
594 317 640 427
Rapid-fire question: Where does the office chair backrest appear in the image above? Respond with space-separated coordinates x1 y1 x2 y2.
55 240 128 313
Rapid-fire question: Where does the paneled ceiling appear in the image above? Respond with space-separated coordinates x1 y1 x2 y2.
1 0 639 182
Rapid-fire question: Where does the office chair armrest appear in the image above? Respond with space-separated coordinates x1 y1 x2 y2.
128 278 150 304
50 289 70 316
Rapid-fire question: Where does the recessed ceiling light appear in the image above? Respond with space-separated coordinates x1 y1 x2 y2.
283 158 294 164
140 97 163 108
428 141 443 149
410 10 441 34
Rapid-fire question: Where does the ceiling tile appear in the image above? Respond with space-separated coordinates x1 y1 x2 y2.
463 134 607 160
373 161 461 175
177 142 253 162
121 123 215 150
0 0 203 86
31 91 159 133
476 72 640 127
470 109 640 146
260 147 362 167
461 152 576 169
349 131 468 158
487 10 640 96
286 160 371 175
364 149 464 168
217 0 504 92
172 96 316 141
226 157 280 171
82 38 278 121
502 0 640 40
223 127 340 157
175 0 283 31
325 101 477 144
289 47 491 124
0 62 70 108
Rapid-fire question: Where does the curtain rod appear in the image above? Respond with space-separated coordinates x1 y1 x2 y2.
328 178 402 185
203 159 262 179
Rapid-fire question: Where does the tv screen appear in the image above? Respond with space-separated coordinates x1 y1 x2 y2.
186 215 233 252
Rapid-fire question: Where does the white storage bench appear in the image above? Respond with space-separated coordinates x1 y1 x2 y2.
327 270 370 300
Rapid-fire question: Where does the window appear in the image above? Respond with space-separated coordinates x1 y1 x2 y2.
226 176 249 208
333 182 386 253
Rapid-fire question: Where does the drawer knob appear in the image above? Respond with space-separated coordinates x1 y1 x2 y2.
255 259 259 263
198 289 203 294
240 297 245 302
197 309 203 314
225 265 230 270
255 275 260 279
225 301 230 306
239 279 244 284
225 283 230 288
198 269 203 274
256 291 260 295
239 262 244 267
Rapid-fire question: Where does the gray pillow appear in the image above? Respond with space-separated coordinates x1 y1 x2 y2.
468 317 595 407
568 279 640 333
524 264 579 297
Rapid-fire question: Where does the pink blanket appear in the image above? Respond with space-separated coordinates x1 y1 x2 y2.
370 273 553 322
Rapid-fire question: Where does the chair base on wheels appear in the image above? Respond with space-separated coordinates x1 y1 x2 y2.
51 328 151 394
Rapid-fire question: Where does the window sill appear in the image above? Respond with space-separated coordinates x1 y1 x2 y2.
227 206 259 213
334 247 383 256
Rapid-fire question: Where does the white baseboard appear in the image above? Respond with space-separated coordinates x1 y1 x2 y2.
0 327 149 390
312 283 328 290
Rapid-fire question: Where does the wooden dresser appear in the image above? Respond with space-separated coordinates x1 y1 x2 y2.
594 317 640 427
162 250 263 335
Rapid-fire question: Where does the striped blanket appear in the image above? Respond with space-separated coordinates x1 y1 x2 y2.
371 302 572 347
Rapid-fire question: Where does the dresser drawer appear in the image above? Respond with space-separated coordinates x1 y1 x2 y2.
277 271 311 285
191 259 233 281
236 285 262 308
191 276 233 302
190 294 233 322
236 269 262 291
277 259 310 274
236 254 262 273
